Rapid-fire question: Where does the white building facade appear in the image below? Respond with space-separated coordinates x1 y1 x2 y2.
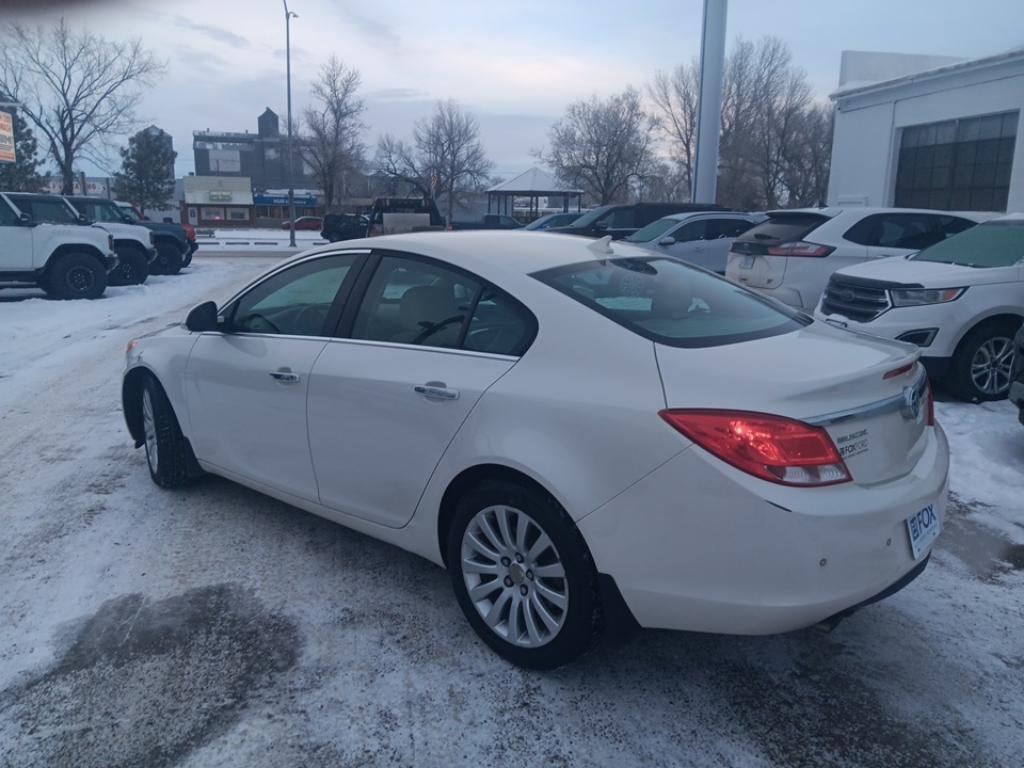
827 49 1024 213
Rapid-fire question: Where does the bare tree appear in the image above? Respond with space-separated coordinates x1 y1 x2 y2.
541 88 656 205
650 36 831 210
302 57 365 209
0 19 164 193
649 63 699 196
375 100 492 223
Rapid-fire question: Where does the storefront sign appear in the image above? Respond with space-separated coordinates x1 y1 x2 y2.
0 112 16 163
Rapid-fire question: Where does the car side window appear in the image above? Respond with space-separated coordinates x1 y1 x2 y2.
938 216 975 239
845 214 932 249
0 200 17 226
606 208 637 229
673 220 708 242
707 218 753 238
230 254 358 336
352 256 482 349
464 287 536 356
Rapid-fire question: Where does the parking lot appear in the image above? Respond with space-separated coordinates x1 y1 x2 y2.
0 253 1021 767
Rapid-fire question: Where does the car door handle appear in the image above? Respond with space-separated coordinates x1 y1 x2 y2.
414 382 459 400
269 368 300 384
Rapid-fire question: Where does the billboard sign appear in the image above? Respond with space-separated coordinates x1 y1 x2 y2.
0 111 15 163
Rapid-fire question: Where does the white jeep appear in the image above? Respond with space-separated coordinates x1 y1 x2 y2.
0 191 118 300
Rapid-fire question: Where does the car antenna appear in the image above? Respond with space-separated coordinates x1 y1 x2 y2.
587 235 614 259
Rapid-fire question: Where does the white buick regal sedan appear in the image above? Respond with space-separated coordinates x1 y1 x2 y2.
122 232 948 669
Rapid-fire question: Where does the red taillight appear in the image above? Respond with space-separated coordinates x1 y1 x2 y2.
767 241 835 258
659 410 851 487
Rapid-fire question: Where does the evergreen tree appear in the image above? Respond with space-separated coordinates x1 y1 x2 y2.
113 126 176 213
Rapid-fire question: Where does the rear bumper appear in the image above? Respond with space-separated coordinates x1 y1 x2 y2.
578 425 949 635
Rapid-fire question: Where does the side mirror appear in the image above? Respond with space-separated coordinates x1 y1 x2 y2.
18 211 34 226
593 219 609 231
78 214 91 225
186 301 220 332
658 236 676 246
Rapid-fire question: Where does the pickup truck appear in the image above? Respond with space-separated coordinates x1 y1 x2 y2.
449 214 522 231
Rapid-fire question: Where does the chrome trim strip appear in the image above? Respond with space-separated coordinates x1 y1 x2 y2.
806 370 927 426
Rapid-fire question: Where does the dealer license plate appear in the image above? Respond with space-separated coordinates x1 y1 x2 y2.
906 504 940 559
741 255 755 268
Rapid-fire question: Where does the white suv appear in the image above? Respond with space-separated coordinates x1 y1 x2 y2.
65 195 157 285
727 207 996 311
0 191 117 299
623 211 765 273
814 214 1023 401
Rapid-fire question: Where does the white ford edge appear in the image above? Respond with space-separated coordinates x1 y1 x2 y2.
123 232 948 669
815 214 1024 402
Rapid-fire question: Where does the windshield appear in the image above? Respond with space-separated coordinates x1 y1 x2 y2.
8 195 80 225
71 199 123 224
118 205 143 222
911 220 1024 268
533 256 806 348
563 205 612 228
626 218 680 243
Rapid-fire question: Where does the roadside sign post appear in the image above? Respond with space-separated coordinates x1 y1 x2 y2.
0 111 16 164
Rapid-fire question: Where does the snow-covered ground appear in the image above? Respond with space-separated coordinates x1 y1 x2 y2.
0 257 1022 767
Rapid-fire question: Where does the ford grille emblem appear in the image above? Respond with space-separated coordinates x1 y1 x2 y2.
839 289 855 302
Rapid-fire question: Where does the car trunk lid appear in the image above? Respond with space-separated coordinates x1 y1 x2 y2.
655 322 929 485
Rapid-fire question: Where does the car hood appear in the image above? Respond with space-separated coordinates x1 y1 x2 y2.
90 222 153 242
835 255 1012 287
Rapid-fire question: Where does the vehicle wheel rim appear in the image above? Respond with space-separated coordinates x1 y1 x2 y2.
970 336 1014 395
142 389 158 473
460 505 568 648
67 266 95 292
120 261 134 282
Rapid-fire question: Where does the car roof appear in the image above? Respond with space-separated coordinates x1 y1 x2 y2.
661 210 756 222
298 230 651 278
765 206 999 222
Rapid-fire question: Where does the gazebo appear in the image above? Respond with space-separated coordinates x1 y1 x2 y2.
486 167 584 220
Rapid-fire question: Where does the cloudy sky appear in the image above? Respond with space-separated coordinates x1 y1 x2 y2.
5 0 1024 178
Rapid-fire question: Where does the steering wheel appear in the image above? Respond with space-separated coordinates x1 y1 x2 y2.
294 304 329 335
242 312 281 334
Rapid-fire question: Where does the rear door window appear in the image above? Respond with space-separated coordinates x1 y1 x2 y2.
672 220 708 242
533 257 805 348
606 208 637 229
844 213 975 250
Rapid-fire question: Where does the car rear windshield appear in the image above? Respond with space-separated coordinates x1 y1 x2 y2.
910 220 1024 268
533 256 807 348
565 205 612 228
734 212 829 245
625 218 679 243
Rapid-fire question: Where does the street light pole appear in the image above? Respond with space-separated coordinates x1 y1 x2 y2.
283 0 298 248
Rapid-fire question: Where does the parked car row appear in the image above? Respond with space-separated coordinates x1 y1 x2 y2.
0 192 197 299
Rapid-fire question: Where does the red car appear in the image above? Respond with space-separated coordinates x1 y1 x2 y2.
281 216 323 231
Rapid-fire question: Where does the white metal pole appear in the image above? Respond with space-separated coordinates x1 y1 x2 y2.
692 0 727 204
284 1 297 247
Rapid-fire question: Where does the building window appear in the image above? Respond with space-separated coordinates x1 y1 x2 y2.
226 207 249 221
200 206 226 222
895 111 1018 212
209 149 241 173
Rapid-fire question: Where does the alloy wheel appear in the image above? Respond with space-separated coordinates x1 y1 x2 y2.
142 389 159 473
460 505 569 648
970 336 1014 396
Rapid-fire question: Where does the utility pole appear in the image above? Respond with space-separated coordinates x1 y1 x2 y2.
692 0 727 204
284 0 298 247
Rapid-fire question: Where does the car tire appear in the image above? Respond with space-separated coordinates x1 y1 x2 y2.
46 252 107 300
141 374 202 488
152 241 184 275
447 479 602 670
109 244 149 286
945 319 1020 402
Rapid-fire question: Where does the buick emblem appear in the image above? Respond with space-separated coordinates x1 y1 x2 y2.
901 384 923 420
